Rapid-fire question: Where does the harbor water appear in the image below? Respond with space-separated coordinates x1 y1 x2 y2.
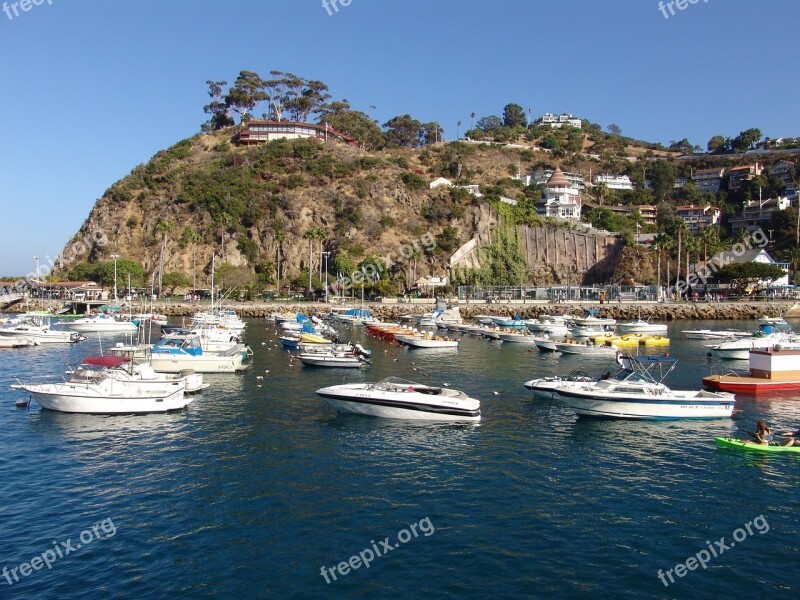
0 319 798 599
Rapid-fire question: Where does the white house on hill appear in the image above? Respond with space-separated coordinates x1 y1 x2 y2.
536 167 582 221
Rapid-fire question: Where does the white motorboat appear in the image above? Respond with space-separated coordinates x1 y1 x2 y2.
11 363 190 414
681 329 752 340
571 314 616 328
63 313 138 334
617 318 668 334
87 354 208 393
535 338 559 353
327 308 378 325
0 337 39 348
192 308 246 331
148 332 251 373
524 369 596 400
554 355 736 420
394 333 459 348
571 324 616 338
0 317 85 344
709 331 800 360
524 316 568 333
316 377 481 421
299 351 370 368
498 331 540 344
552 340 619 356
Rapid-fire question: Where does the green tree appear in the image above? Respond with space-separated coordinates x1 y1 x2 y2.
99 258 146 288
333 250 356 277
502 103 527 128
731 128 762 152
651 160 676 203
318 106 383 149
420 121 444 145
202 80 234 131
607 123 622 136
476 115 502 133
707 135 726 153
255 260 276 286
383 114 423 147
224 70 266 120
714 262 786 295
162 271 190 294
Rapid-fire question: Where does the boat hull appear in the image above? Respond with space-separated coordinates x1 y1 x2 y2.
149 355 247 373
555 388 735 420
702 374 800 394
19 386 189 414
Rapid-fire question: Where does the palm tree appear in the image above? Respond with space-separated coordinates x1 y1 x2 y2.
456 120 462 140
184 229 202 297
589 182 609 206
470 112 476 130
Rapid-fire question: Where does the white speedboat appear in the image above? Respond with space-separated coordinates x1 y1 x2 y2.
394 333 459 348
552 340 619 356
0 317 84 344
148 332 251 373
682 329 752 340
87 354 208 393
498 331 540 344
571 314 616 328
299 352 370 368
524 370 596 400
0 337 39 348
535 338 559 352
617 319 668 334
316 377 481 421
327 308 378 325
709 332 800 360
554 355 736 419
11 363 190 414
63 313 138 334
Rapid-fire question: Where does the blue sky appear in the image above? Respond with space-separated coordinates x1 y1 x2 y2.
1 0 798 276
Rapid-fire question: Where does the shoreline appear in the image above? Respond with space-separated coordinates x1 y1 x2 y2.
9 299 800 321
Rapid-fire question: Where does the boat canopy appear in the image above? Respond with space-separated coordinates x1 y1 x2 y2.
83 355 129 368
628 355 677 363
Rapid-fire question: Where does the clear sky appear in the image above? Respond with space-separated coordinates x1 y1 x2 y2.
1 0 798 276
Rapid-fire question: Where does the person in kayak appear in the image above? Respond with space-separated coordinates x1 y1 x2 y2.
747 420 771 445
778 428 799 446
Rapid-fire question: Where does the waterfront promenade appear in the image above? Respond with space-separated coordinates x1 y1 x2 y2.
9 298 800 321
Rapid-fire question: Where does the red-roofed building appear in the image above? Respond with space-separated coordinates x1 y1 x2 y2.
727 163 762 192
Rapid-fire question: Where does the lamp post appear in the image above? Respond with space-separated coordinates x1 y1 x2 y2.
33 255 39 303
110 254 119 302
322 251 330 303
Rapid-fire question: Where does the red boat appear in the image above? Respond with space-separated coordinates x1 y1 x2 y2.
703 347 800 394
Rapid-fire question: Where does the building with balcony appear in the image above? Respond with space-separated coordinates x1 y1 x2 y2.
675 204 721 233
637 205 658 225
531 168 586 190
727 163 762 192
692 167 725 195
593 174 634 191
536 167 582 221
728 196 791 235
235 120 357 146
534 113 583 129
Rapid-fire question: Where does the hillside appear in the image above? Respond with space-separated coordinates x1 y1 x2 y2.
55 128 636 293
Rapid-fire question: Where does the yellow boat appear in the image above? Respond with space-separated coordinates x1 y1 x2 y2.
299 333 333 344
643 335 670 345
592 333 621 344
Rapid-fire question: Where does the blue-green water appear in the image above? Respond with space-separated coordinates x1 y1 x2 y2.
0 319 798 599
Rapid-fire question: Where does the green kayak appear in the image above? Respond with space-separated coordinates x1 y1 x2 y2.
715 437 800 454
